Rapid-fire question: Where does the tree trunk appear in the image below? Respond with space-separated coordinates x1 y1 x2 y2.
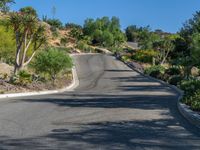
13 64 22 75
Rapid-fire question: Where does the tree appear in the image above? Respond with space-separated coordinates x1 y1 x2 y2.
125 25 139 42
19 6 38 17
102 30 114 47
153 36 175 65
0 0 15 13
125 25 161 49
31 48 73 84
9 7 46 74
83 16 125 48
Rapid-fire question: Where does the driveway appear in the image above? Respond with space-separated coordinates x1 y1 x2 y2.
0 54 200 149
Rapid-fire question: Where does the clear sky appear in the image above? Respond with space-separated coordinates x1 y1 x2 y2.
11 0 200 33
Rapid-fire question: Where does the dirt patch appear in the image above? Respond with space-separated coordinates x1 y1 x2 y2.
0 75 72 94
0 63 13 76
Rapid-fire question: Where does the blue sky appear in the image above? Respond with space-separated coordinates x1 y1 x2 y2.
11 0 200 33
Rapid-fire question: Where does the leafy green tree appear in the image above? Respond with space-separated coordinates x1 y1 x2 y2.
153 35 175 65
83 16 125 48
31 48 73 83
102 30 114 47
9 7 46 74
125 25 140 42
126 25 161 49
177 11 200 78
92 29 103 45
0 0 15 13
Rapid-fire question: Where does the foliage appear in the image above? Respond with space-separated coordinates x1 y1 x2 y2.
0 23 15 64
8 7 46 74
0 0 15 13
125 25 161 49
12 70 32 86
133 49 158 64
83 16 126 48
44 18 63 29
76 40 93 52
121 55 131 62
153 35 175 64
180 79 200 96
183 90 200 111
19 6 37 17
144 65 165 79
190 33 200 66
65 23 82 29
178 11 200 78
60 37 69 46
31 48 73 83
168 75 183 86
69 26 83 40
180 11 200 42
164 66 181 76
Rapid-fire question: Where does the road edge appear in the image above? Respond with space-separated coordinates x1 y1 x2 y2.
0 55 79 99
119 58 200 129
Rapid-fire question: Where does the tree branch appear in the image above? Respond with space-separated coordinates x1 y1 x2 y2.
24 51 36 67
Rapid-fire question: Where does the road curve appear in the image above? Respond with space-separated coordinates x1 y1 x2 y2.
0 54 200 150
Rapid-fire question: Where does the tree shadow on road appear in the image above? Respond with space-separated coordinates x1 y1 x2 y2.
0 118 200 150
1 69 200 149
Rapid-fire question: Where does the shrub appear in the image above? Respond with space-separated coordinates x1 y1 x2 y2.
121 55 131 62
76 41 91 52
45 19 63 29
31 48 73 83
133 49 158 63
180 79 200 96
60 37 69 46
165 66 181 76
183 90 200 111
168 75 183 86
12 70 32 86
144 65 165 79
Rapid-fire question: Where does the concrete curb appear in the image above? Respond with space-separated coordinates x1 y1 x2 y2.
0 56 79 99
120 59 200 128
177 98 200 129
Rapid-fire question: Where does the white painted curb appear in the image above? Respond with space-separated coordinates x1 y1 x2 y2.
0 56 79 99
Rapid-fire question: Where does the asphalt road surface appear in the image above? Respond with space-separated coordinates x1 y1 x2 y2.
0 54 200 150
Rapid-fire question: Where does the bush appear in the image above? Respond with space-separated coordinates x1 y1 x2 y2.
133 49 158 63
60 37 69 46
31 48 73 83
144 65 165 79
121 55 131 62
183 90 200 111
180 79 200 96
76 41 91 52
165 67 181 76
12 70 32 86
168 75 183 86
45 19 63 29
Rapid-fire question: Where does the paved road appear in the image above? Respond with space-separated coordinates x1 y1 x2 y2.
0 54 200 150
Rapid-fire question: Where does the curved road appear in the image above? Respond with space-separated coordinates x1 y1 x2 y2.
0 54 200 149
